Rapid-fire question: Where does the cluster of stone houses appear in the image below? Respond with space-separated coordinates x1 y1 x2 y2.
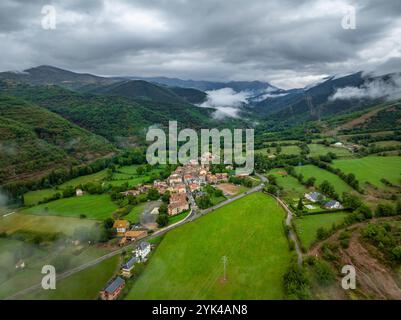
120 154 232 218
304 192 343 210
100 241 151 300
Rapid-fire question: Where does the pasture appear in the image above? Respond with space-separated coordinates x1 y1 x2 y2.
21 194 118 220
332 156 401 189
294 165 353 195
126 192 292 300
0 213 98 235
19 255 120 300
307 144 352 158
293 212 349 249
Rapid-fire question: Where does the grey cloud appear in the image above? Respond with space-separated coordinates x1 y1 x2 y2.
0 0 401 88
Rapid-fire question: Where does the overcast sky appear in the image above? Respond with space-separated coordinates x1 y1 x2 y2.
0 0 400 88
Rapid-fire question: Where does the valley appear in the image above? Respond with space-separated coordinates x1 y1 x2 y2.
0 65 401 301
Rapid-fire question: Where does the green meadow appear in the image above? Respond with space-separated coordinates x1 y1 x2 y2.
294 165 353 195
19 255 120 300
332 156 401 189
127 192 293 300
0 238 114 299
293 212 349 249
307 144 352 158
268 169 309 201
24 169 108 206
21 194 118 220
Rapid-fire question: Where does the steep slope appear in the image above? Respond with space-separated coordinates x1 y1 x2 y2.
0 95 115 183
0 82 216 143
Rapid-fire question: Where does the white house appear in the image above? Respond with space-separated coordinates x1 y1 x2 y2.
121 256 139 278
304 192 322 203
134 241 151 262
76 188 84 197
324 200 342 210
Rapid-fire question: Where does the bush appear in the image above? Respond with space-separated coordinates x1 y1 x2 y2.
375 204 395 217
283 263 310 300
157 214 169 227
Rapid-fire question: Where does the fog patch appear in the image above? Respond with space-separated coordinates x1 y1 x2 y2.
330 74 401 101
199 88 250 119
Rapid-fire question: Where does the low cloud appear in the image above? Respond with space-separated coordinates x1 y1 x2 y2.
330 74 401 101
199 88 250 119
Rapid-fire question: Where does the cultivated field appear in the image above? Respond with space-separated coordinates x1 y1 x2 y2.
293 212 349 249
294 165 353 195
127 192 293 300
332 156 401 189
21 195 118 220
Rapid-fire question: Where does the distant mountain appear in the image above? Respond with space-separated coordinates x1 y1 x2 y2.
0 94 115 183
124 76 278 93
169 87 207 104
88 80 189 105
0 65 118 91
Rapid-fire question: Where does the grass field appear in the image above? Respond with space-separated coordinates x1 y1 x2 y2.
332 156 401 189
21 195 118 220
294 165 353 195
0 213 98 235
24 170 108 206
126 192 292 300
0 239 113 299
268 169 309 201
124 202 147 223
19 255 120 300
307 144 352 158
294 212 349 249
106 165 165 187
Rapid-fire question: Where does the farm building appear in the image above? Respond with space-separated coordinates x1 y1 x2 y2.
100 277 125 300
121 257 140 278
113 220 130 236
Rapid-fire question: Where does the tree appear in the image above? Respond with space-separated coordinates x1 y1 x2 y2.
147 188 160 201
305 177 316 187
161 191 170 203
266 185 278 195
357 204 373 219
297 198 304 210
196 195 213 209
157 214 169 227
342 192 362 210
159 203 168 215
375 204 395 217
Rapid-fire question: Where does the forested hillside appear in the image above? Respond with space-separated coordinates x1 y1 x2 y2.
0 95 115 183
